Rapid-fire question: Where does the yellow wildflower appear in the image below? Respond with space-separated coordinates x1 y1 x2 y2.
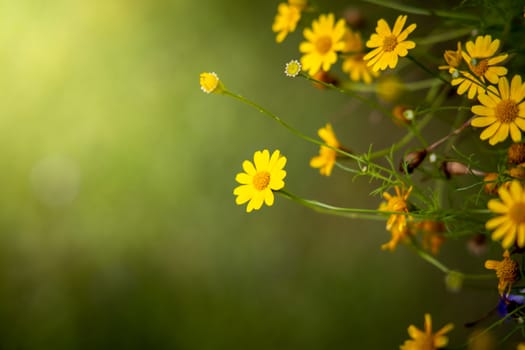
364 15 416 72
233 150 287 213
272 3 301 43
438 42 462 74
484 250 520 296
310 123 341 176
379 186 412 251
400 313 454 350
199 72 223 94
299 13 346 75
471 75 525 145
486 180 525 248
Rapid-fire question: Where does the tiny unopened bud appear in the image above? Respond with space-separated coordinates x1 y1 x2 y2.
441 161 484 178
429 153 437 163
445 270 464 293
399 149 427 174
343 7 365 28
392 105 412 126
483 172 499 195
467 234 488 256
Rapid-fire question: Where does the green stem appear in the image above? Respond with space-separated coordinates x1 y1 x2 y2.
407 54 449 84
340 78 441 93
301 73 393 117
278 189 391 220
415 106 471 116
223 90 359 162
358 0 479 22
408 241 450 273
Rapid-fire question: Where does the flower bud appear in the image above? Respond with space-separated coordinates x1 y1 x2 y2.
399 149 427 174
483 172 499 195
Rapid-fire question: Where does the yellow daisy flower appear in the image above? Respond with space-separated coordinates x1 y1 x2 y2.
379 186 412 251
233 150 287 213
299 13 346 75
471 75 525 145
400 314 454 350
272 3 301 44
486 180 525 248
452 35 508 99
310 123 341 176
484 250 520 296
463 35 508 84
364 15 416 72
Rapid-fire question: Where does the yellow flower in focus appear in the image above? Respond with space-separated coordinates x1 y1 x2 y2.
310 123 341 176
486 180 525 248
463 35 508 84
400 313 454 350
299 13 346 75
364 15 416 72
471 75 525 145
233 150 287 213
272 3 301 43
438 42 462 74
484 250 520 296
452 35 508 99
379 186 412 251
199 72 222 94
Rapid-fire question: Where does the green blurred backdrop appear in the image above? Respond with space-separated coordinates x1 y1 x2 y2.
0 0 509 349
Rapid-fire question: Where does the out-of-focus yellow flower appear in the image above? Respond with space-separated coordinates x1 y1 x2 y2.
310 123 341 176
400 313 454 350
299 13 346 75
272 3 302 43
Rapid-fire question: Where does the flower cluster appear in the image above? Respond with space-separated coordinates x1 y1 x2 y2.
201 1 525 348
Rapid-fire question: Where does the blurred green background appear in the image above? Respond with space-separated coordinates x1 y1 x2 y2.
0 0 512 349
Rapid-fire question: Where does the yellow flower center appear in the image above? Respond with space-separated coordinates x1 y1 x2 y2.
496 99 519 123
382 35 398 52
253 171 271 191
315 36 333 54
509 202 525 224
471 58 489 77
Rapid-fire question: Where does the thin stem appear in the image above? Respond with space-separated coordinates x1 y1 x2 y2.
301 73 393 117
413 28 472 46
278 189 391 220
415 106 471 116
223 90 361 162
407 54 449 84
408 241 450 273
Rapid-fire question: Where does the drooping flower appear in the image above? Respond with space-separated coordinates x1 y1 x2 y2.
379 186 412 251
415 220 446 255
400 313 454 350
299 13 346 75
233 150 287 213
471 75 525 145
486 180 525 248
199 72 223 94
272 3 302 43
284 59 302 77
485 250 520 296
364 15 416 72
310 123 341 176
438 42 463 75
